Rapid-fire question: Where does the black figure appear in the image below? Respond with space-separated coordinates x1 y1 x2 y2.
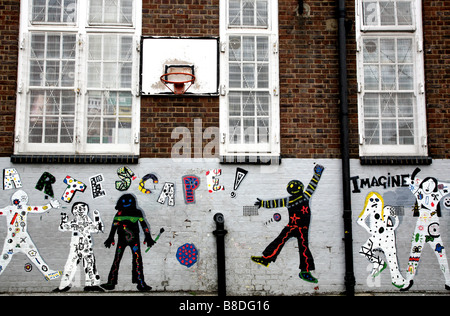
251 164 324 283
101 194 155 292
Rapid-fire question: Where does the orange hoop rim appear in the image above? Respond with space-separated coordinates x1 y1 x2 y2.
160 72 196 84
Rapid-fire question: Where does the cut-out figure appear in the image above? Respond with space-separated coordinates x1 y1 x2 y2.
251 164 324 283
0 190 61 280
357 192 407 289
54 202 104 292
402 167 450 291
102 194 155 292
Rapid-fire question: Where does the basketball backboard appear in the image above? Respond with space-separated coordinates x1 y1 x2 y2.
140 36 219 96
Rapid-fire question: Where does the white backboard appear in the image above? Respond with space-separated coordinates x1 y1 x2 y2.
140 37 219 96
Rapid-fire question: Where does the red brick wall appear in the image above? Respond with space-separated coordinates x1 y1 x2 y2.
422 1 450 158
0 0 448 160
0 0 20 156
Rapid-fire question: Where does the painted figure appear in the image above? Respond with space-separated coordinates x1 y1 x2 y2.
0 190 61 280
251 164 324 283
54 202 104 292
357 192 407 289
102 194 154 292
402 167 450 291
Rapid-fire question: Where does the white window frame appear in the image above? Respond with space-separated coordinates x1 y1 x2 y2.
219 0 280 160
15 0 141 156
356 0 427 157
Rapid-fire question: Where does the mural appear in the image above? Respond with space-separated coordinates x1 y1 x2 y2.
62 176 87 203
54 202 104 292
176 243 198 268
403 168 450 291
102 194 154 292
182 175 200 204
139 173 158 195
231 168 248 198
35 172 56 197
357 192 407 289
115 166 136 191
3 168 22 190
158 182 175 206
251 164 325 284
90 174 106 199
206 169 224 193
0 190 61 280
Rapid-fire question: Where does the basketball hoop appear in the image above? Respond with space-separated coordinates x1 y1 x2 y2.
160 72 196 95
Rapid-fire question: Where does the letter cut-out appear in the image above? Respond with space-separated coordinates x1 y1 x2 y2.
90 174 106 199
35 172 56 197
206 169 224 193
182 175 200 204
139 174 158 194
62 176 86 203
115 166 136 191
3 168 22 190
158 182 175 206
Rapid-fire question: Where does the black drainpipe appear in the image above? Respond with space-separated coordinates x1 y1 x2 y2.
337 0 356 296
213 213 228 296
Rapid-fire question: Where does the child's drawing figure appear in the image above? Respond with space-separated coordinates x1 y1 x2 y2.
0 190 61 280
54 202 104 292
403 168 450 291
357 192 407 289
251 164 324 283
102 194 154 292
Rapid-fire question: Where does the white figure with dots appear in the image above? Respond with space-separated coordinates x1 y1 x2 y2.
0 190 61 280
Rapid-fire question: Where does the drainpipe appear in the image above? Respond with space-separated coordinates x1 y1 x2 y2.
213 213 228 296
337 0 356 296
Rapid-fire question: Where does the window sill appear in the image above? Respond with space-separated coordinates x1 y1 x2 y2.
359 156 432 166
220 155 281 165
10 154 139 164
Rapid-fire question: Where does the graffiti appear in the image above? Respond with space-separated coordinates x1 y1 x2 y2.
0 190 61 280
145 228 165 253
115 166 136 191
62 176 86 203
54 202 104 292
251 164 324 284
182 175 200 204
231 168 248 198
206 169 224 193
264 212 282 226
102 194 154 292
176 243 198 268
139 173 158 194
90 174 106 199
402 168 450 291
35 172 56 197
158 182 175 206
357 192 407 289
350 173 410 193
3 168 22 190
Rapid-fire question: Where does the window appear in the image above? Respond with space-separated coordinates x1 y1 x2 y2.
220 0 280 162
15 0 141 156
356 0 427 157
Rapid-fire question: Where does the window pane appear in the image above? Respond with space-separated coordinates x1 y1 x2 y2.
364 65 379 90
364 119 380 145
381 120 397 144
398 65 413 90
89 0 133 25
363 93 379 117
32 0 77 24
361 0 413 28
228 0 268 27
363 39 379 63
380 93 396 117
398 119 414 144
397 1 413 25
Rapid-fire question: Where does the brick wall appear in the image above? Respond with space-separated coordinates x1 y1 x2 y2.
0 0 19 156
0 0 448 159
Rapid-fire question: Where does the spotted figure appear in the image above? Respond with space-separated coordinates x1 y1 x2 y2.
402 168 450 291
251 164 324 283
357 192 407 289
0 190 61 280
54 202 104 292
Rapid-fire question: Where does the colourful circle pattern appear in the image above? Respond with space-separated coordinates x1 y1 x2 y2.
176 243 198 268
